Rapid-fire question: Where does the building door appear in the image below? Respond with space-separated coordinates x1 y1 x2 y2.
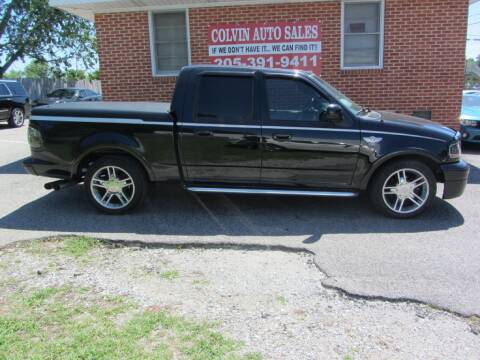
260 76 360 188
179 72 262 185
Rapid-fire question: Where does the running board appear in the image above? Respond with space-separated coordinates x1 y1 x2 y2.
186 187 359 197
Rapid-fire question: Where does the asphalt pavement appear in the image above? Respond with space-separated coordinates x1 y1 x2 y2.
1 123 479 316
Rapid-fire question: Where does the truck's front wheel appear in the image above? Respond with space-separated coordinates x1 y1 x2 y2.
369 160 436 218
85 156 147 214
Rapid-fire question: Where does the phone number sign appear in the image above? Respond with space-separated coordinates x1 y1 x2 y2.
208 21 322 73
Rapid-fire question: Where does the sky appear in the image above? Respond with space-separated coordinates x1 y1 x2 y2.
6 2 480 71
467 2 480 59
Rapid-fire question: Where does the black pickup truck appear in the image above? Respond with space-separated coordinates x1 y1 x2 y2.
23 65 469 218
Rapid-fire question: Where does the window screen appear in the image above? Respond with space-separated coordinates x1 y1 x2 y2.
343 2 382 68
265 78 329 122
195 75 254 125
0 84 10 96
153 12 188 73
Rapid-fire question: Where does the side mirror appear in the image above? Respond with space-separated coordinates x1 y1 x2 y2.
323 103 343 123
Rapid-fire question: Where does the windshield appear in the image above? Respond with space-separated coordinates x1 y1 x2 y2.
310 74 363 114
463 94 480 107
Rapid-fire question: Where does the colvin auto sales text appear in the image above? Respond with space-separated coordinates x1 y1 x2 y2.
210 24 319 43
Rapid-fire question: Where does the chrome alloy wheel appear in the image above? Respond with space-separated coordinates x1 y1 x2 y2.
90 166 135 209
12 108 24 126
382 168 429 214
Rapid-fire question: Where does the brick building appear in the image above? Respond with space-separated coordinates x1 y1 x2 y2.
51 0 472 127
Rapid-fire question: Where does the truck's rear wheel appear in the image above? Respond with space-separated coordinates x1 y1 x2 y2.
369 160 436 218
85 156 147 214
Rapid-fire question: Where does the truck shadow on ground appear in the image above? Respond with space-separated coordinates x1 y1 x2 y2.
0 182 465 244
0 159 27 175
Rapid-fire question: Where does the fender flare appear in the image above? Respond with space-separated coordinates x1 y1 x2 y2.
71 135 155 181
359 150 441 190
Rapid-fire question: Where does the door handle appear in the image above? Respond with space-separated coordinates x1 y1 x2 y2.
195 130 213 137
273 134 292 141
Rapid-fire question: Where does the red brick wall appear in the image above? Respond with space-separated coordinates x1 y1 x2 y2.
95 0 468 127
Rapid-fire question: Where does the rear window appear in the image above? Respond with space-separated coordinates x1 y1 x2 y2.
195 75 254 125
0 83 10 96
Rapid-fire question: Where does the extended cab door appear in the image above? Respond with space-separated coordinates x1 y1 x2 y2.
178 72 262 185
260 75 360 188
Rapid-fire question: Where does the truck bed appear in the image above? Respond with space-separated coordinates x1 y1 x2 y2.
32 101 172 122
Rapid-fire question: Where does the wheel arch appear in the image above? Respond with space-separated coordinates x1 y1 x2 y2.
73 146 154 182
360 151 442 190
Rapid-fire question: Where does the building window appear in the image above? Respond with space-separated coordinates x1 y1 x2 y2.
150 11 189 75
342 0 384 69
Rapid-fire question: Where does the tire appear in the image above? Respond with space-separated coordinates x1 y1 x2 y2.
84 156 147 214
8 108 25 128
368 160 437 218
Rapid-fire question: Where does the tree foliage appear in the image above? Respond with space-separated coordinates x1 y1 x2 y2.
24 60 49 78
0 0 97 77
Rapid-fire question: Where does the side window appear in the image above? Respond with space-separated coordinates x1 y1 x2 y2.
6 83 26 96
195 75 254 125
265 78 330 125
0 84 10 96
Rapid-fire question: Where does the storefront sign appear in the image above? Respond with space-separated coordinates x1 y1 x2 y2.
208 21 322 73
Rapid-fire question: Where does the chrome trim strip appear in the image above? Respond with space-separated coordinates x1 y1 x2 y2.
363 130 446 142
31 115 173 126
187 186 358 197
178 122 261 129
262 125 360 132
179 122 360 132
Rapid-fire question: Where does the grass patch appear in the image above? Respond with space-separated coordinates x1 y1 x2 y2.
276 296 287 305
61 236 101 258
160 270 180 281
0 286 260 360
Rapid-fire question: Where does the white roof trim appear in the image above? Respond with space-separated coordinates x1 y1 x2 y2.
51 0 334 20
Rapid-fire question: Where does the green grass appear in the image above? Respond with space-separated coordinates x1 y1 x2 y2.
160 270 180 281
0 286 261 360
21 236 102 259
276 296 287 305
61 236 101 257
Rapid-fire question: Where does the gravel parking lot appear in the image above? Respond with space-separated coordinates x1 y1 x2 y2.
0 123 480 323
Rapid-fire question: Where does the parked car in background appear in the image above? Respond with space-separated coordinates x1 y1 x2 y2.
36 88 101 106
460 90 480 144
0 80 31 128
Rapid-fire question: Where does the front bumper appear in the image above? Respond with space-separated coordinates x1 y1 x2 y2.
441 159 469 199
460 125 480 143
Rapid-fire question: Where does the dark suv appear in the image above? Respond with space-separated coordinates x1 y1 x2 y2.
0 80 31 127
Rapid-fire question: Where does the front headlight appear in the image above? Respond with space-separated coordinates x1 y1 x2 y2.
448 141 461 160
460 118 478 127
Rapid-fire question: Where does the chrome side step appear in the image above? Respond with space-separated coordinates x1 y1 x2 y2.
186 187 359 197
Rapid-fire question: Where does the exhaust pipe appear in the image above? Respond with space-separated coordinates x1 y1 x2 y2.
44 179 78 191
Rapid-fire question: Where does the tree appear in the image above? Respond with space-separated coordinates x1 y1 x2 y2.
87 69 100 80
24 60 49 78
65 68 85 81
3 69 23 78
0 0 97 77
